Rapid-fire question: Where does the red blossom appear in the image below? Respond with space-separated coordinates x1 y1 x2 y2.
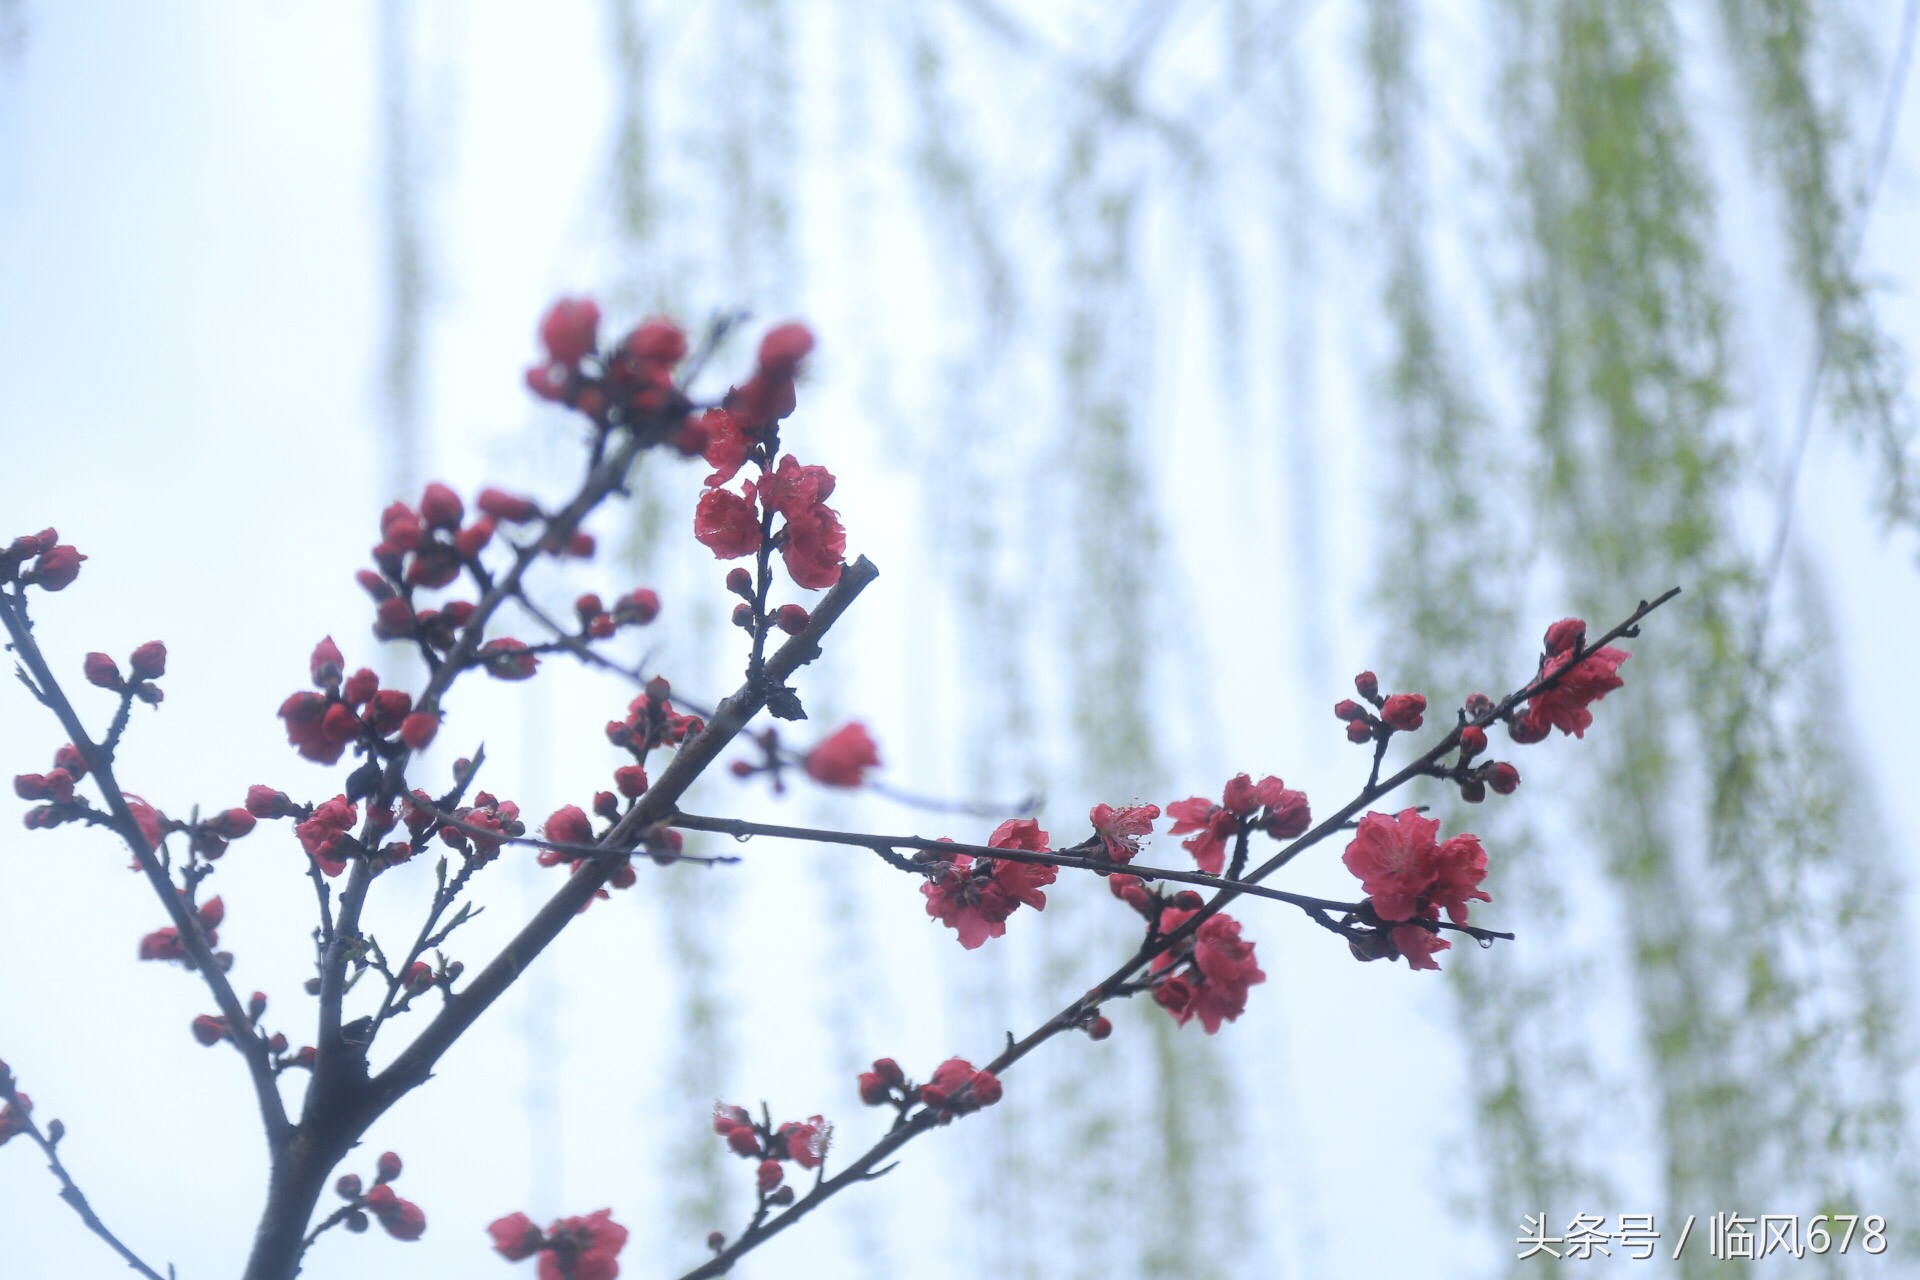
1521 643 1630 739
693 487 763 560
1165 795 1238 875
758 455 836 519
126 796 165 854
1089 802 1160 863
295 795 359 877
1341 810 1491 967
488 1213 542 1261
83 652 121 688
779 501 845 590
419 483 464 530
778 1115 832 1169
1390 921 1451 972
699 409 753 487
534 1209 628 1280
804 722 880 788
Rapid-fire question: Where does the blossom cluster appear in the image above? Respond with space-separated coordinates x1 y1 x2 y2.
711 1103 834 1204
1 527 85 592
489 1207 629 1280
332 1151 427 1242
1108 876 1269 1033
278 637 440 767
921 819 1059 949
855 1055 1004 1121
1165 774 1310 875
1342 809 1490 970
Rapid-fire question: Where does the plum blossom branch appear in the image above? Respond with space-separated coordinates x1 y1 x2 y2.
668 587 1679 1276
366 555 879 1116
0 1068 168 1280
0 587 294 1155
666 812 1513 944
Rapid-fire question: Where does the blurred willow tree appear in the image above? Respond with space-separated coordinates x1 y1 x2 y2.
369 0 1919 1274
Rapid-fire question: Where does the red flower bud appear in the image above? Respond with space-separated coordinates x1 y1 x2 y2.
355 569 395 601
246 786 291 819
539 297 601 366
372 599 415 642
757 322 815 373
480 638 538 680
566 531 595 558
1333 699 1365 721
726 1125 761 1157
369 689 412 735
376 1150 403 1183
731 602 753 628
593 791 619 821
1380 693 1426 732
321 703 361 746
30 544 86 591
83 652 122 688
454 519 495 558
1487 762 1520 795
342 668 379 708
757 1160 784 1193
400 712 439 751
613 765 649 798
1087 1016 1113 1041
544 804 593 848
873 1057 904 1087
774 604 809 635
1459 725 1488 756
310 637 345 688
336 1174 363 1199
574 593 604 623
857 1072 889 1105
419 483 464 530
477 488 540 523
249 991 268 1019
129 641 167 681
615 587 660 625
191 1015 228 1046
54 744 87 780
725 567 753 595
211 808 257 840
1354 671 1379 699
199 897 225 930
1345 719 1373 744
767 1186 795 1206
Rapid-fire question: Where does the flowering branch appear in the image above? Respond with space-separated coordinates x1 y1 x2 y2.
0 1066 168 1280
0 588 295 1156
666 812 1514 945
666 587 1678 1277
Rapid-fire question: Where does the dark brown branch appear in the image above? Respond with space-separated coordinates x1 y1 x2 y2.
366 555 879 1114
665 812 1510 942
0 587 293 1154
0 1092 167 1280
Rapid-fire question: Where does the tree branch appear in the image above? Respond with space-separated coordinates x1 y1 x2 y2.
0 587 293 1155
